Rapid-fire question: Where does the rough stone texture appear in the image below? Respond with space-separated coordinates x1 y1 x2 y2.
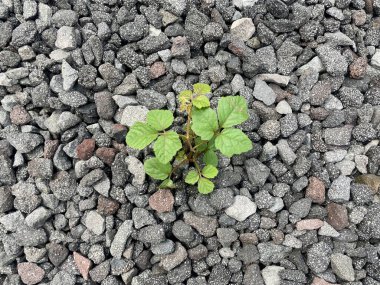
17 262 45 285
330 253 355 282
225 195 257 221
0 1 379 284
148 189 174 213
110 220 133 258
327 203 349 231
73 252 92 280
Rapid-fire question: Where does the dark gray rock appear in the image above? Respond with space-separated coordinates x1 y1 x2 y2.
245 158 271 187
209 264 231 285
0 186 13 212
289 198 312 218
7 133 43 153
306 242 332 273
11 21 37 47
0 156 16 186
99 63 124 90
49 171 77 201
59 91 88 108
138 33 171 54
316 45 348 76
209 188 234 210
351 183 374 205
257 242 290 264
137 225 166 244
136 89 167 109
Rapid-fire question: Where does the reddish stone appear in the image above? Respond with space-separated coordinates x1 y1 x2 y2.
10 105 31 125
239 233 258 245
296 219 324 231
97 196 120 215
349 57 367 79
76 139 96 160
73 252 92 281
228 41 247 57
312 277 339 285
44 140 60 159
148 189 174 213
171 36 190 59
306 177 325 204
95 147 117 165
17 262 45 285
149 61 166 79
327 202 349 231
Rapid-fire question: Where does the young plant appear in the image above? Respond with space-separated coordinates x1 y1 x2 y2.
125 83 252 194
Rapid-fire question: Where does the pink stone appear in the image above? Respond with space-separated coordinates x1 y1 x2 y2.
17 262 45 285
296 219 324 231
149 61 166 79
149 189 174 213
306 177 325 204
73 252 92 280
312 277 339 285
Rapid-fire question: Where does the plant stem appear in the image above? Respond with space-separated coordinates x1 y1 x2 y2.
170 158 189 177
185 105 195 153
193 160 201 175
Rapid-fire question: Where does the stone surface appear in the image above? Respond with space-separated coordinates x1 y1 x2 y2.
159 242 188 271
252 79 277 106
230 18 255 41
110 220 133 258
327 203 349 231
17 262 45 285
225 195 257 221
183 211 217 237
73 252 92 280
85 211 105 235
296 219 324 230
330 253 355 282
148 189 174 213
121 105 149 127
306 177 325 204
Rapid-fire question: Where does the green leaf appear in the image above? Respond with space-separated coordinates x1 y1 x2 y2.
202 165 218 178
215 128 252 157
147 110 174 131
126 122 158 150
198 178 214 194
144 158 172 180
217 96 249 128
179 90 192 111
185 170 199 185
194 137 208 152
159 179 175 189
154 131 182 163
207 137 216 151
193 95 210 109
203 150 218 167
179 90 192 104
191 108 218 140
176 150 187 161
193 83 211 95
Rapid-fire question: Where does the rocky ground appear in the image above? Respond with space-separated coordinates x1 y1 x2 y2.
0 0 380 284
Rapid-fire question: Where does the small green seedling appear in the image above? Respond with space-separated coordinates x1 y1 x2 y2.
126 83 252 194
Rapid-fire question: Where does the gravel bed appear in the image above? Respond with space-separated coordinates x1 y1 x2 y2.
0 0 380 284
